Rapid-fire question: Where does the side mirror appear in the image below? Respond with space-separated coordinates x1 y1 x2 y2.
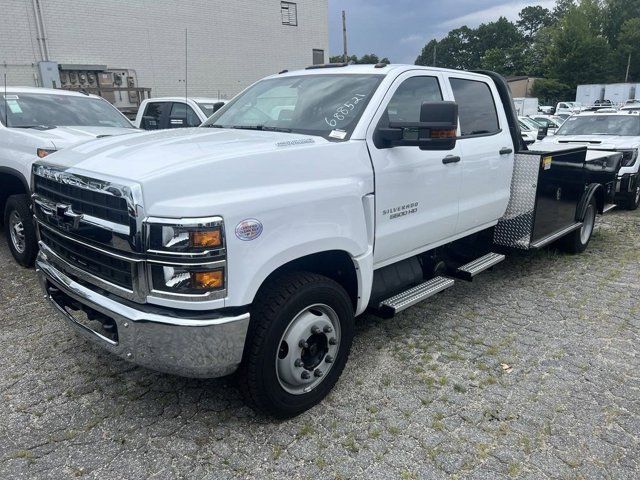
537 125 548 140
375 101 458 150
140 116 159 130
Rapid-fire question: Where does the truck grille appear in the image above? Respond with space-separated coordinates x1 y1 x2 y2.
34 175 129 225
40 227 134 290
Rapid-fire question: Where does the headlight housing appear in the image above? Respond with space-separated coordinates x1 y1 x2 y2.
619 148 639 167
146 216 226 299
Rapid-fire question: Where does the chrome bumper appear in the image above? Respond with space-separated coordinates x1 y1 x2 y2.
36 252 250 378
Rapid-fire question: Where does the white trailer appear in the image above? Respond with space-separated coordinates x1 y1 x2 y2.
513 97 539 116
604 84 635 106
576 84 604 106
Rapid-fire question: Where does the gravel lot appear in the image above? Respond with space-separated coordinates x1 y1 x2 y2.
0 210 639 480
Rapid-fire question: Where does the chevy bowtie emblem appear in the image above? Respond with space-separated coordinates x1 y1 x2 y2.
55 203 83 229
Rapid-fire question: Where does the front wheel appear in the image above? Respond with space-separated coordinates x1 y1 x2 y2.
623 182 640 211
237 272 355 418
4 194 37 267
559 197 596 254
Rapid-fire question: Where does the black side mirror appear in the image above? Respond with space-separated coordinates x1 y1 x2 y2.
537 125 548 140
140 116 159 130
375 101 458 150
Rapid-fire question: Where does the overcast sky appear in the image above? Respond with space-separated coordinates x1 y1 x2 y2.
328 0 556 63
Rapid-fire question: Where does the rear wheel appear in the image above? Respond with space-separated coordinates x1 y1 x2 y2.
237 272 355 418
559 197 596 254
623 183 640 210
3 194 37 267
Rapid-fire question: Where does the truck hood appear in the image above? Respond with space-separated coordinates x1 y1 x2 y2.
11 125 137 150
43 127 328 182
539 134 639 150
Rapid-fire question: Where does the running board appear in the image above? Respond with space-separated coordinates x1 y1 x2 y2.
454 252 505 281
378 276 454 318
602 203 617 214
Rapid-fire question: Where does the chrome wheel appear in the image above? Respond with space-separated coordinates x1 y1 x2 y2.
276 304 341 395
635 185 640 206
9 210 26 254
580 204 595 244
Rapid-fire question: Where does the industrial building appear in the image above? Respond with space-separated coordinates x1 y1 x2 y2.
1 0 328 114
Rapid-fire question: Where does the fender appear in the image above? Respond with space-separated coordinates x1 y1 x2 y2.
576 183 603 220
0 166 30 193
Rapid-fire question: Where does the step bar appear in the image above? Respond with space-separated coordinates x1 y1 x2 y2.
378 276 454 318
455 252 505 281
602 203 617 214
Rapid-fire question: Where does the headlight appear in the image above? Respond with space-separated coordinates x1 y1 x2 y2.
149 263 225 294
619 149 638 167
147 217 224 255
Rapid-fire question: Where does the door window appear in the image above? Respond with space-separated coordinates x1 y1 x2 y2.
449 78 500 136
169 102 200 128
383 76 443 124
141 102 163 130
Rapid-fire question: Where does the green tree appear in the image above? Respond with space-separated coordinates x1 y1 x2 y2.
329 53 390 64
416 26 477 69
603 0 640 47
531 78 574 105
617 18 640 81
552 0 576 22
517 6 553 39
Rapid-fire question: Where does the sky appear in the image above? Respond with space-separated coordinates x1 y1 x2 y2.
328 0 556 64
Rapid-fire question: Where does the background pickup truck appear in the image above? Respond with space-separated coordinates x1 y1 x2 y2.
134 97 227 130
0 87 137 267
32 64 621 418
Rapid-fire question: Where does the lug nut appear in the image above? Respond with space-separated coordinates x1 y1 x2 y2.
325 355 334 364
314 369 323 377
329 337 337 345
299 340 309 349
301 371 311 380
294 359 304 368
323 325 333 333
311 325 321 334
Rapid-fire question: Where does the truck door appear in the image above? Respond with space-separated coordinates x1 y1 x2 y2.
366 72 462 266
445 76 515 234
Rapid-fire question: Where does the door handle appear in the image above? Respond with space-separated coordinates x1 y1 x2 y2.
499 148 513 155
442 155 461 164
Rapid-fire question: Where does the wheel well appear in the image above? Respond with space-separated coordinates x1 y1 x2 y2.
258 250 359 311
0 172 28 224
594 186 605 213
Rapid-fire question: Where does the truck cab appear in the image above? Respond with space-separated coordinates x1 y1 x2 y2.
134 97 226 130
32 65 619 417
0 87 138 267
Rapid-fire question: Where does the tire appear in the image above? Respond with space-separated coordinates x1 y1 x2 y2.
559 197 596 254
623 182 640 211
3 194 37 267
237 271 355 418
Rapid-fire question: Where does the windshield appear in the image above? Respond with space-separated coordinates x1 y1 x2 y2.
0 93 132 128
518 120 533 132
532 116 561 128
197 101 225 118
202 74 384 139
519 117 541 130
556 115 640 136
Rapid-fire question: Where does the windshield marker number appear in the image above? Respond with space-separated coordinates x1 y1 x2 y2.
325 94 366 127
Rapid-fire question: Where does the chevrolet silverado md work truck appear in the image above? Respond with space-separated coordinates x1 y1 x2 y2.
33 65 621 417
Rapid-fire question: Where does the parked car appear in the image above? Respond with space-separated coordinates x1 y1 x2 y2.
32 65 620 417
530 114 565 135
539 105 555 114
537 110 640 209
0 87 138 266
518 118 537 144
134 97 227 130
556 101 583 115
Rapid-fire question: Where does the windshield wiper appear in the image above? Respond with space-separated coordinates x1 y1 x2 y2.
13 125 56 130
231 125 292 133
204 124 225 128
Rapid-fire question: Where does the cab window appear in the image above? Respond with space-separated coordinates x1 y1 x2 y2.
384 76 443 124
168 102 200 128
449 78 500 136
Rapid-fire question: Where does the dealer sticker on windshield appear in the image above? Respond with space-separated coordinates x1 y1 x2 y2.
329 129 347 140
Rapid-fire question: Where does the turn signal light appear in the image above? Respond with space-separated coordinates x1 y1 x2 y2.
431 129 457 139
37 148 57 158
191 270 224 289
190 229 222 248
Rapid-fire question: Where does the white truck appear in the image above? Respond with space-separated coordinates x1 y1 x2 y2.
134 97 227 130
0 87 137 266
538 110 640 209
32 65 621 417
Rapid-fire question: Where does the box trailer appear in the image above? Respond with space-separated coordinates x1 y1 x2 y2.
604 84 635 105
513 97 539 116
576 84 604 106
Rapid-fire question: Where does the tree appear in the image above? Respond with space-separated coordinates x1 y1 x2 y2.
617 18 640 81
329 53 390 64
531 78 573 105
552 0 576 22
603 0 640 47
517 6 553 39
415 26 478 69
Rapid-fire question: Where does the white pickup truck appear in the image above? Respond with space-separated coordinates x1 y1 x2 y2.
0 87 137 266
134 97 226 130
32 65 621 417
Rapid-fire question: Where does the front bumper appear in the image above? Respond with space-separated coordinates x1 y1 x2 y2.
36 252 250 378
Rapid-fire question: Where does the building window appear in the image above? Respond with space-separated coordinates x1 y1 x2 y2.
312 49 324 65
281 1 298 26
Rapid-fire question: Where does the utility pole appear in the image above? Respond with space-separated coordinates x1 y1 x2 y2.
625 52 631 83
342 10 348 63
433 43 437 67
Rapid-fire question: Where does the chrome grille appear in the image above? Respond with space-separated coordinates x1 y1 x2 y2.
40 227 134 290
